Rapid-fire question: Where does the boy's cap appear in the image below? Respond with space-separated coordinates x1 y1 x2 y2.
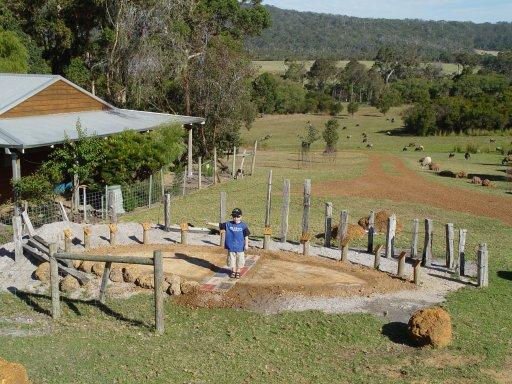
231 208 242 217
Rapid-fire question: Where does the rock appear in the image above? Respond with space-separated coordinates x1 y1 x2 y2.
122 267 137 283
428 162 440 171
78 261 95 273
34 262 50 283
180 280 199 294
471 176 482 185
109 267 124 283
408 306 452 348
60 275 80 293
165 274 181 285
162 281 171 293
482 179 492 187
167 282 181 296
91 262 105 277
0 357 30 384
456 171 467 179
135 274 154 289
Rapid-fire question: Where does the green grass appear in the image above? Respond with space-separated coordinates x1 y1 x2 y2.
253 61 461 75
1 107 512 383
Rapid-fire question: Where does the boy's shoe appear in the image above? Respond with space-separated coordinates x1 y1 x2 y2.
235 272 241 279
230 271 236 278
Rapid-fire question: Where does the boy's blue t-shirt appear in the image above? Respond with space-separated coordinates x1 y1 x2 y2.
219 221 250 252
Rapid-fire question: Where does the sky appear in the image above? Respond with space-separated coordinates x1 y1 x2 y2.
263 0 512 23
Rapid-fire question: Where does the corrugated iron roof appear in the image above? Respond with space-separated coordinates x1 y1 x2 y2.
0 109 205 148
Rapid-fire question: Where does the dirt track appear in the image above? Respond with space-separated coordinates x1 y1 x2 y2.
314 154 512 226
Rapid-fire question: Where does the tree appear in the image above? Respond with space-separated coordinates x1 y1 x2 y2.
403 102 437 136
252 72 280 113
307 58 337 91
284 59 307 83
347 101 359 116
374 86 401 115
322 119 340 152
329 102 343 116
0 30 28 72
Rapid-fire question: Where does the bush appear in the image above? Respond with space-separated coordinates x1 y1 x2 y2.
347 101 359 116
329 102 343 116
322 119 340 152
12 174 53 203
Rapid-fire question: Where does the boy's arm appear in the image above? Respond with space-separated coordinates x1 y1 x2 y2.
243 226 250 250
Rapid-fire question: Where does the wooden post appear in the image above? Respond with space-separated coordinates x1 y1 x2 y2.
239 149 247 178
477 243 489 287
64 229 72 252
385 215 396 258
280 179 290 243
163 193 171 232
198 156 202 189
411 218 419 259
263 170 272 250
374 244 383 270
109 224 117 246
220 192 227 247
148 174 153 208
98 261 112 303
180 222 189 245
108 191 117 223
397 251 407 278
21 211 36 237
457 229 467 276
339 210 349 262
182 166 187 196
187 128 193 178
83 227 91 249
82 186 87 222
12 215 23 262
160 168 165 199
412 259 422 285
153 250 164 334
301 179 311 256
250 140 258 176
421 218 433 267
49 243 60 319
231 146 237 178
58 202 69 222
141 222 150 244
367 210 375 253
324 202 333 247
213 147 218 185
445 223 455 269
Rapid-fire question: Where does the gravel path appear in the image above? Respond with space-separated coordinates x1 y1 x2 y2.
0 221 476 322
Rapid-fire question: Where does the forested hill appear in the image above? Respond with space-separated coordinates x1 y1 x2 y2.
246 6 512 60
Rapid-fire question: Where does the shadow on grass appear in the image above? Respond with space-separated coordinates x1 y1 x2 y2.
376 128 411 137
7 287 151 329
497 271 512 281
381 322 416 347
467 173 508 182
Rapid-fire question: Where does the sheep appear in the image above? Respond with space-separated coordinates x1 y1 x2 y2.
402 147 408 151
490 138 496 143
391 118 395 123
464 152 471 160
342 126 347 130
502 155 512 165
362 133 367 137
386 131 391 135
408 142 416 147
419 156 432 168
429 163 440 171
356 124 360 127
366 143 373 149
449 152 455 158
363 138 368 143
414 145 424 152
346 135 352 139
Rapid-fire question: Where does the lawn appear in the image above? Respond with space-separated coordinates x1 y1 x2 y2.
1 106 512 383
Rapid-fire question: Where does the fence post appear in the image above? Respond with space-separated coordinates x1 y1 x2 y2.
163 194 171 232
188 128 193 178
83 227 91 249
12 215 23 262
180 222 189 245
148 174 153 208
99 261 112 303
58 202 69 222
64 229 72 252
397 251 407 278
251 140 258 176
141 222 150 244
239 149 247 178
301 179 311 256
477 243 489 288
324 202 333 247
367 210 375 253
231 146 237 178
374 244 383 270
198 156 202 189
82 186 87 222
220 192 227 247
411 218 419 259
153 250 165 335
421 218 433 267
49 243 60 319
109 224 117 246
457 229 467 276
182 166 187 196
280 179 290 243
385 215 396 258
108 191 117 223
263 170 272 250
445 223 455 269
413 259 422 285
213 147 218 185
339 210 349 262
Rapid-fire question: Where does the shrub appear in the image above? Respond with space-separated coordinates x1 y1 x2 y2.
322 119 340 152
347 101 359 116
12 173 53 203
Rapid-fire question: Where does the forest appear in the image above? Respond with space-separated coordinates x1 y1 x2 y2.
246 6 512 60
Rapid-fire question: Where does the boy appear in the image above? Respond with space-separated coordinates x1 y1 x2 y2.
220 208 250 278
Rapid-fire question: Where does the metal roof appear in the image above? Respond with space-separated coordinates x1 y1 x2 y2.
0 109 205 149
0 73 114 115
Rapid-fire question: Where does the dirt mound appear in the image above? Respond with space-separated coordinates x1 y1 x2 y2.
357 211 402 234
109 267 124 283
60 275 80 293
91 262 105 277
329 224 365 245
135 274 154 289
34 262 50 283
482 179 493 187
0 357 30 384
122 267 137 283
78 261 94 273
408 306 452 348
181 280 200 294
